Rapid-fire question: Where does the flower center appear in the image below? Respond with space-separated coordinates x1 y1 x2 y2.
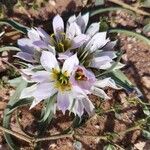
51 33 72 52
75 68 87 81
51 68 71 91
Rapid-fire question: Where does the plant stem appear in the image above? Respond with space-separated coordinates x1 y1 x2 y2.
107 0 150 16
0 126 33 143
35 132 74 142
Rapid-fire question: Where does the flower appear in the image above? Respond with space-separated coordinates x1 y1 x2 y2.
15 14 90 63
15 28 55 63
57 13 124 70
20 51 94 117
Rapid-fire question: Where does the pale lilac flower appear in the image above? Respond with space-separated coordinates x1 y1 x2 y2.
15 28 55 63
33 14 90 52
58 13 124 70
20 51 94 117
70 66 96 91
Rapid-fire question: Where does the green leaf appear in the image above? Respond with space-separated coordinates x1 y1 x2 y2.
7 98 33 115
3 78 27 150
90 7 135 17
8 77 22 87
141 0 150 8
143 105 150 116
108 69 133 90
109 29 150 46
39 94 56 123
0 19 29 34
103 144 116 150
143 23 150 35
95 0 105 6
142 130 150 139
0 46 21 53
99 18 109 32
72 115 82 128
96 51 123 78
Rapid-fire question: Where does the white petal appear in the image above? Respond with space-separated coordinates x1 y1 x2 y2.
71 34 90 49
66 22 81 39
94 51 117 59
81 12 89 30
53 14 64 36
30 83 57 109
57 92 72 114
86 32 109 52
94 78 119 89
91 86 110 99
62 53 79 75
90 56 112 69
17 38 36 54
36 27 50 42
86 22 99 37
40 51 59 71
31 71 50 82
76 13 89 32
67 15 76 25
27 28 41 41
82 98 95 116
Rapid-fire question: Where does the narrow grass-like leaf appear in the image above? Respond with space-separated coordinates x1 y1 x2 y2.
107 69 133 90
3 78 27 150
39 94 56 123
8 77 22 87
109 29 150 46
103 144 116 150
142 130 150 139
7 98 33 115
0 19 29 34
0 46 21 52
90 7 135 17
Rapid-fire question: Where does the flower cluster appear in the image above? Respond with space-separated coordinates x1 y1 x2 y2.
16 13 123 117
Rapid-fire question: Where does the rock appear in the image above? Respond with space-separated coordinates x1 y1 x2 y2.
142 76 150 89
0 102 7 110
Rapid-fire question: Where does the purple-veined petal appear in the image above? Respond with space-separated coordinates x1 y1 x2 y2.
17 38 36 54
62 53 79 75
72 100 84 117
76 13 89 32
40 51 59 71
67 15 76 26
58 50 73 60
36 27 50 42
14 52 35 62
33 40 49 49
90 56 112 69
31 71 50 82
91 86 110 99
66 22 81 40
82 98 94 116
57 92 72 114
94 78 120 89
103 41 117 51
86 32 109 52
30 82 57 109
53 14 64 37
71 34 90 49
86 22 99 37
81 12 89 31
94 51 117 59
27 28 41 41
